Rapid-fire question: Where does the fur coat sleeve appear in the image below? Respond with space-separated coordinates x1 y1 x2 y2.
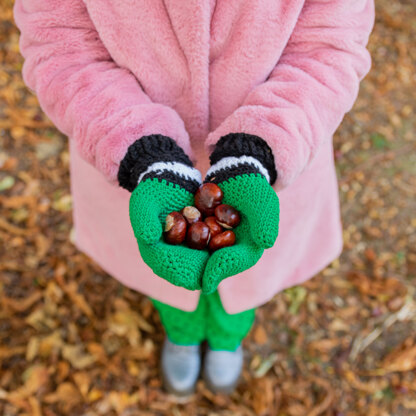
205 0 375 190
12 0 193 185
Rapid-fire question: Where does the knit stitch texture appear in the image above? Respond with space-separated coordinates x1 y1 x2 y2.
202 173 280 294
118 134 197 192
151 290 256 351
130 178 208 290
208 133 277 184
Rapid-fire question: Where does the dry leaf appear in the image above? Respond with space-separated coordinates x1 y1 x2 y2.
252 378 275 415
107 391 140 414
38 331 64 358
73 371 91 398
308 338 340 353
25 308 57 331
87 388 104 403
345 370 388 393
43 382 83 413
253 325 268 345
7 364 50 403
381 344 416 373
0 345 26 359
62 344 96 370
26 337 40 361
28 396 42 416
60 280 93 318
3 291 42 313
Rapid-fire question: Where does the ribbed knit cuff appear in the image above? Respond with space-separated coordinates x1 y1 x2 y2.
118 134 202 193
205 133 277 185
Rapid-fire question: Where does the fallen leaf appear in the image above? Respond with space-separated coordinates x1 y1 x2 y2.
253 353 278 378
62 345 96 370
0 345 26 359
28 396 42 416
107 391 140 414
308 339 340 353
252 377 275 415
73 371 91 398
381 344 416 373
253 325 268 345
0 175 15 191
3 291 42 313
7 364 50 403
51 194 72 212
43 382 83 413
26 337 40 361
63 281 93 318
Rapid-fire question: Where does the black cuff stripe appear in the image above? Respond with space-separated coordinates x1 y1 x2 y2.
209 133 277 184
141 171 200 194
205 163 263 184
118 134 193 192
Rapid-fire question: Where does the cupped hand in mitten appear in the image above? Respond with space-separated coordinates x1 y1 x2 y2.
119 134 209 291
201 133 280 295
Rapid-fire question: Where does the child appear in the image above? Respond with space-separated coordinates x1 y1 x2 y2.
13 0 375 395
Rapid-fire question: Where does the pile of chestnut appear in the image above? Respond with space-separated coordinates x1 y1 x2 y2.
164 183 241 251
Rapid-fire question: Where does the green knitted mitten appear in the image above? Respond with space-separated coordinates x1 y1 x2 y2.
202 133 280 294
130 179 209 290
118 134 209 291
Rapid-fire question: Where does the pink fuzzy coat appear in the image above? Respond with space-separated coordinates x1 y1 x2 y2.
13 0 374 313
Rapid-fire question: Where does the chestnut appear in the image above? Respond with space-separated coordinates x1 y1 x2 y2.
164 212 187 245
204 216 224 238
186 221 211 250
194 183 223 217
214 204 241 229
209 230 236 252
181 206 202 225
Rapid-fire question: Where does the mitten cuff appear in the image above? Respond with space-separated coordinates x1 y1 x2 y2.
118 134 202 192
206 133 277 185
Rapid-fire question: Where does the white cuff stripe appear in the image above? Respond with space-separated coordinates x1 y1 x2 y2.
137 161 202 185
206 156 270 183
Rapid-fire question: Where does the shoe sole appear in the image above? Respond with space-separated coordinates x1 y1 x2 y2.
202 367 241 395
160 361 199 397
162 376 196 397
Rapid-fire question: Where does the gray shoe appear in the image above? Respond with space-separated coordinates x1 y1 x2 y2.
203 345 243 394
161 338 201 396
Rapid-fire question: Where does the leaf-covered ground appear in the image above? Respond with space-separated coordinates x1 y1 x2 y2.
1 1 416 415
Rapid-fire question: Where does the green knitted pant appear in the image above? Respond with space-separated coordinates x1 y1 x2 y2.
151 291 256 351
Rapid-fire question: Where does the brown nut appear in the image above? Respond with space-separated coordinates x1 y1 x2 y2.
164 212 187 245
186 221 211 250
214 204 241 229
208 230 236 252
180 206 202 225
194 183 223 217
204 216 224 238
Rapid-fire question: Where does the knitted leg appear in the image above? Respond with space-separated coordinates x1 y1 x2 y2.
150 296 207 346
205 291 256 351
